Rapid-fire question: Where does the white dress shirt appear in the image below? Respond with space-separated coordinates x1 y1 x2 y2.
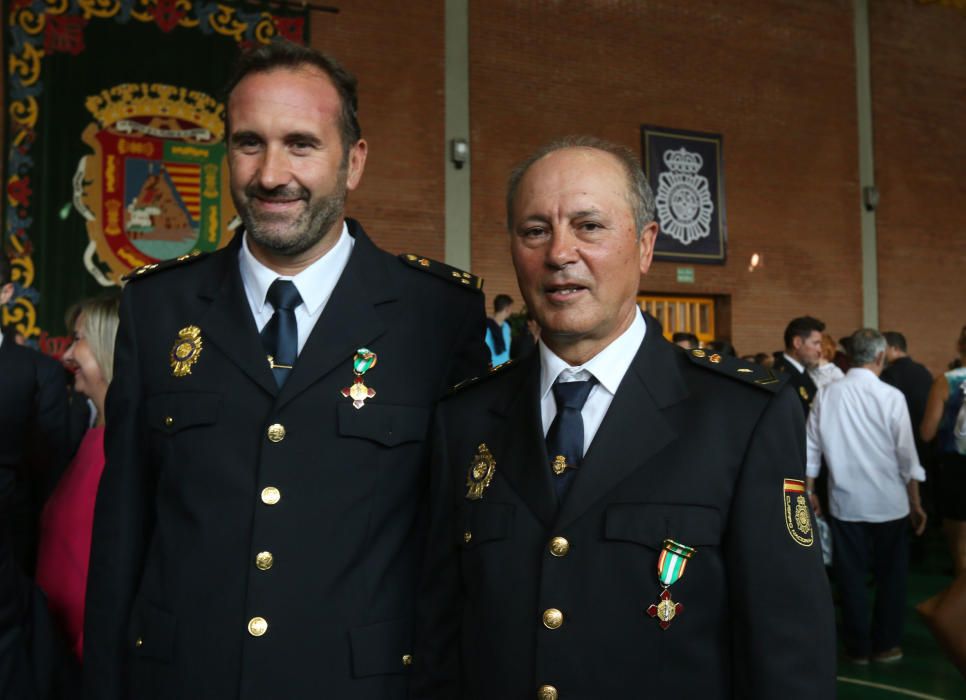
539 311 646 456
238 222 353 355
806 367 926 522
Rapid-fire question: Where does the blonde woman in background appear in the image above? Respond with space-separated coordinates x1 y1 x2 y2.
34 296 120 659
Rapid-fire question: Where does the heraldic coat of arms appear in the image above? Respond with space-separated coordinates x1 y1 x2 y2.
73 83 237 285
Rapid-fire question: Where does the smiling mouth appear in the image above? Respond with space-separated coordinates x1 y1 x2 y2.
544 284 588 302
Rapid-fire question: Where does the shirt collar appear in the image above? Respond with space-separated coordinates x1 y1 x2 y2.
847 367 878 381
783 352 805 374
238 221 352 316
539 310 647 400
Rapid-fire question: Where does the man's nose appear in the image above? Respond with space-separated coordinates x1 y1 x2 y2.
546 228 580 267
256 145 292 191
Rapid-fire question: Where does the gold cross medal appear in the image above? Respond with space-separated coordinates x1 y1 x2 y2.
341 348 377 409
646 539 696 630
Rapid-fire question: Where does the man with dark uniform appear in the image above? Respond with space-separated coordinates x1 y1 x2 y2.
773 316 825 417
83 43 487 700
412 137 835 699
0 255 70 575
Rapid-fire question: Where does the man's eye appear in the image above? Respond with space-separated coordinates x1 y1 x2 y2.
579 222 603 232
234 138 260 150
523 227 546 238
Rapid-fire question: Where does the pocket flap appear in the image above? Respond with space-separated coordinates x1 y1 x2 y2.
338 403 430 447
604 503 722 549
461 502 514 548
130 602 177 662
349 618 412 677
146 392 221 433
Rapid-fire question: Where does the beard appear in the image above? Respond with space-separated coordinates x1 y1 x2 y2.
233 168 348 257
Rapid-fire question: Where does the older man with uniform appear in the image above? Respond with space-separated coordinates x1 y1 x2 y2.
83 42 487 700
413 136 835 699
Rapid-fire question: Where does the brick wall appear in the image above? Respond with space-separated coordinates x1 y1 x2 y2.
311 0 448 260
870 1 966 375
468 0 865 359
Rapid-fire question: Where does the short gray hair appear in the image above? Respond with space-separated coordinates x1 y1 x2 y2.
505 135 656 237
848 328 887 366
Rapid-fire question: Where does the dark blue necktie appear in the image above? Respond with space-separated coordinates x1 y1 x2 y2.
260 279 302 387
546 377 597 501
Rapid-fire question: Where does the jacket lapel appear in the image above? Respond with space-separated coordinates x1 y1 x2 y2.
491 352 558 529
197 237 277 396
555 327 690 531
274 220 394 409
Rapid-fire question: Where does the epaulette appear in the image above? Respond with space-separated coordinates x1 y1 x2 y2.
398 253 483 292
122 250 207 282
683 347 786 392
448 359 516 395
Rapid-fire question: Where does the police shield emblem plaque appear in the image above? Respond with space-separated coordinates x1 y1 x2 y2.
465 443 496 500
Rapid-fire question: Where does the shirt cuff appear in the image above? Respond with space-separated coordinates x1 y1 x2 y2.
805 462 822 479
908 464 927 482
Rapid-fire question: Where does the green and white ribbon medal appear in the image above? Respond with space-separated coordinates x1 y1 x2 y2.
647 539 696 630
341 348 378 409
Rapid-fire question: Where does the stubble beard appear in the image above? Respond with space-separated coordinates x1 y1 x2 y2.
235 168 348 258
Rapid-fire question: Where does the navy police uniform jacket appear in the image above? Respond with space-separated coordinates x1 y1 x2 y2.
413 320 836 699
83 219 488 700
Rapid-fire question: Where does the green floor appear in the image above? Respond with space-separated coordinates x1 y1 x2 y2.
833 530 965 699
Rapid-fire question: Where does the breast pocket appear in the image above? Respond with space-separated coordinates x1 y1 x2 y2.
146 392 222 435
337 402 430 447
460 502 514 550
603 503 723 550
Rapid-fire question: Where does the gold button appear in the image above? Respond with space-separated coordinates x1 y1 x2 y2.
463 531 473 544
248 616 268 637
255 551 274 570
267 423 286 443
163 416 174 427
402 654 413 666
261 487 281 505
134 637 143 648
537 685 559 700
542 608 563 629
549 537 570 557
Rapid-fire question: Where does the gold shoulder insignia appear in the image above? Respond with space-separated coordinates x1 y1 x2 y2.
122 250 207 282
398 253 483 292
448 359 515 395
682 347 786 392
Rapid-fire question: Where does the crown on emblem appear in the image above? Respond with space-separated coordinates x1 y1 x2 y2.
663 147 704 174
85 83 225 141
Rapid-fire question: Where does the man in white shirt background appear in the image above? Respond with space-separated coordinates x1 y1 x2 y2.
806 328 927 665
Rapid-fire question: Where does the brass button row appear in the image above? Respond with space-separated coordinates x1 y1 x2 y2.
267 423 286 443
164 416 174 427
261 486 281 505
549 536 569 557
538 685 558 700
542 608 563 630
402 654 413 667
255 551 274 570
248 616 268 637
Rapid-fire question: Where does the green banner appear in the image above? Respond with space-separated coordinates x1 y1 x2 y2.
4 0 307 353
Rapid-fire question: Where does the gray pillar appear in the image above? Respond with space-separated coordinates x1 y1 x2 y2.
444 0 472 270
854 0 878 327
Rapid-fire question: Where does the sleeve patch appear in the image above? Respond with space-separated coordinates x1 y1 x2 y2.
783 479 814 547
